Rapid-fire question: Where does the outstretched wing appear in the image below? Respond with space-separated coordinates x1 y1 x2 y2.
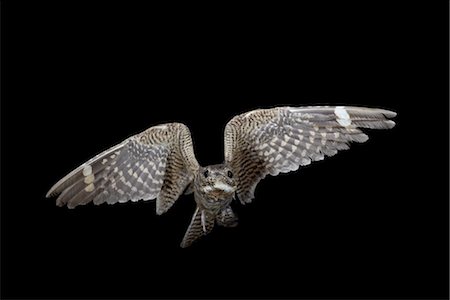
224 106 396 204
46 123 199 214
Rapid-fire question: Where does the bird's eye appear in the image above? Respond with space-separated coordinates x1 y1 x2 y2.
227 171 233 178
204 170 209 178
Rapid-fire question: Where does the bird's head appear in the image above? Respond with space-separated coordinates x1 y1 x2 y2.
196 164 237 198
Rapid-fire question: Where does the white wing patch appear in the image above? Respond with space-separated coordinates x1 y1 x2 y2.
84 183 95 192
82 165 92 176
152 124 168 130
334 106 352 127
84 174 95 184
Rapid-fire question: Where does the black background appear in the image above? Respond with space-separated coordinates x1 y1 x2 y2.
2 2 448 299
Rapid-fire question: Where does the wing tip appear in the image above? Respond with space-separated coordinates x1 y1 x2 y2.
46 187 57 198
344 106 397 119
385 120 396 129
381 109 397 118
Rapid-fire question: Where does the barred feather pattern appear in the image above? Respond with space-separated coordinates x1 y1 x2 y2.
180 207 215 248
46 105 396 248
224 106 396 204
46 123 199 212
216 206 238 228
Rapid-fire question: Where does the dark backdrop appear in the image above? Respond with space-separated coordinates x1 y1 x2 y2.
2 2 448 299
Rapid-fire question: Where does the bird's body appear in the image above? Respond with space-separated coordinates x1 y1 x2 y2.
182 164 238 247
46 106 396 247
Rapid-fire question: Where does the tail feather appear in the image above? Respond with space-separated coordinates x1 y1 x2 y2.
180 207 215 248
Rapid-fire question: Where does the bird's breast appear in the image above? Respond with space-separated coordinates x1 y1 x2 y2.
195 191 233 212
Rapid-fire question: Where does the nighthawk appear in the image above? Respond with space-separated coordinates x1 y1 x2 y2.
46 106 396 247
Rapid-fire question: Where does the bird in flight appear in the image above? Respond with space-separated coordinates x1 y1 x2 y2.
46 106 396 247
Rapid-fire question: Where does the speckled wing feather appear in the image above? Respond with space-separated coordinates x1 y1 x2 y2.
46 123 199 214
224 106 396 204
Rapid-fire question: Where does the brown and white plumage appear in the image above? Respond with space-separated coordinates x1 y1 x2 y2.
224 106 396 204
46 123 199 214
47 106 396 247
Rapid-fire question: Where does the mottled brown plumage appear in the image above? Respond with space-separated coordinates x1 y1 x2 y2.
47 106 396 247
